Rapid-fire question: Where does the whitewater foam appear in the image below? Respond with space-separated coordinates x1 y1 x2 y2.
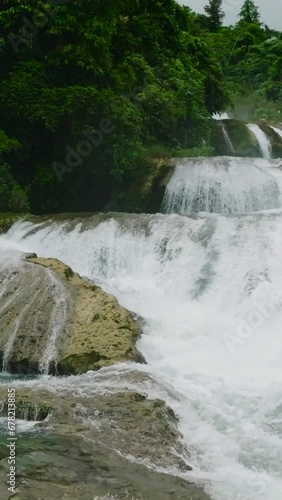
2 157 282 499
162 157 282 215
2 207 282 499
247 124 272 159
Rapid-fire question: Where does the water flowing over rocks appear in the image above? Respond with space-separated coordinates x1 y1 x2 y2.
0 255 143 375
0 373 210 500
212 119 260 157
260 123 282 158
211 118 282 158
162 156 282 215
0 227 210 499
3 147 282 499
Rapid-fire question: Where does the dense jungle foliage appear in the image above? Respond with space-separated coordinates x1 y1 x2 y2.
0 0 281 213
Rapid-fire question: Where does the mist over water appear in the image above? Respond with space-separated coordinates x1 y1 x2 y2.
2 157 282 499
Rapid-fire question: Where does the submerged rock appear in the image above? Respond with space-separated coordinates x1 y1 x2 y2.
0 380 210 500
0 434 209 500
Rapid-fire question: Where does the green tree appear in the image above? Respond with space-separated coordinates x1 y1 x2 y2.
238 0 261 25
204 0 225 32
0 163 29 212
0 0 229 213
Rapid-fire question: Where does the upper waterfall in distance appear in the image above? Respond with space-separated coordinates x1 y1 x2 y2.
162 157 282 215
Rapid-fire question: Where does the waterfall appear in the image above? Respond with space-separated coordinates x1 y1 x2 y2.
271 126 282 139
221 124 235 155
2 155 282 499
39 269 68 375
213 112 230 120
247 124 272 159
162 157 282 215
0 243 68 374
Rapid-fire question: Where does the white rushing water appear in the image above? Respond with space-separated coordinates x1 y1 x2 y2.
0 417 39 433
162 157 282 215
247 124 272 159
213 113 230 120
39 269 68 375
0 241 68 373
271 126 282 140
222 124 235 155
1 157 282 499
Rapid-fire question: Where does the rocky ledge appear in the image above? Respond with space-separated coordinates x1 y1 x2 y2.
0 255 144 375
0 378 211 500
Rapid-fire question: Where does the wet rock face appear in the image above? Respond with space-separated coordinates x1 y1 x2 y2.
259 123 282 158
211 119 260 157
0 256 143 375
0 261 56 374
0 381 210 500
211 119 282 158
0 435 209 500
0 384 186 470
121 159 175 213
1 399 52 421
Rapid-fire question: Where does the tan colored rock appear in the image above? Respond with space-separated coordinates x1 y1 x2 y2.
0 255 144 375
28 257 144 374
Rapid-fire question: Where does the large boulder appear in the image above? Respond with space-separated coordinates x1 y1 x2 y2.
0 256 144 375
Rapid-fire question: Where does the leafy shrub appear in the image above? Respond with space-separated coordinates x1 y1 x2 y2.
0 163 30 213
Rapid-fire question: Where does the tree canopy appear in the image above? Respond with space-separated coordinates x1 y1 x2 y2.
0 0 281 214
238 0 261 25
204 0 225 32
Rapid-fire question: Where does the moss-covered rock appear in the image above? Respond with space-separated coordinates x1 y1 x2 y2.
0 212 25 234
0 398 53 421
0 384 211 500
121 158 175 213
211 119 260 157
0 255 144 375
0 383 202 484
258 122 282 158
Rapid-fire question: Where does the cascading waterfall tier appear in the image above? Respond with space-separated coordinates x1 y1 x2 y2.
2 201 282 499
162 156 282 215
2 153 282 500
247 124 273 159
271 125 282 139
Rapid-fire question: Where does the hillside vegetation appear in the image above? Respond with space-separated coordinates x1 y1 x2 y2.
0 0 281 213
